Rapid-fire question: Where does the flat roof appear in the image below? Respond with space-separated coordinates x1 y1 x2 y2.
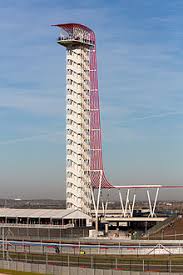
0 208 91 220
103 217 166 222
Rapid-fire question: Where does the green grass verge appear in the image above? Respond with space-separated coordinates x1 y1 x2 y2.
0 269 41 275
2 251 183 262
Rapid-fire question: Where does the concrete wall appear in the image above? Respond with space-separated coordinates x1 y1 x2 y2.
0 260 181 275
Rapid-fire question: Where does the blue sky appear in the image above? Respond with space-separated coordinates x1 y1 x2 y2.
0 0 183 199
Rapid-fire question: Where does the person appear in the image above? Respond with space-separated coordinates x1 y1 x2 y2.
79 249 85 255
55 246 60 254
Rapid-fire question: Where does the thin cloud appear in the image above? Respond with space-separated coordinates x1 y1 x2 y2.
132 111 183 121
0 131 63 145
0 92 65 116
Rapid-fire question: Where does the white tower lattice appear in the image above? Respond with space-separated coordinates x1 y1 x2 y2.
56 25 93 213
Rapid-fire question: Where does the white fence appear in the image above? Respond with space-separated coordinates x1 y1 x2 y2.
0 223 74 229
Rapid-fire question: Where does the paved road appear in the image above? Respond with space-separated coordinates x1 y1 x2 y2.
1 240 183 256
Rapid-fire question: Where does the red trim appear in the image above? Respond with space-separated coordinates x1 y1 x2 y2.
52 23 92 33
89 31 113 189
114 185 183 189
161 185 183 189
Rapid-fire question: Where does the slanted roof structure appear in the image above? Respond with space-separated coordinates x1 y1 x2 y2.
0 208 91 220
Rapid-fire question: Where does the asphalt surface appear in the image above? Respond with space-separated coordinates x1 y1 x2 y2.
1 239 183 256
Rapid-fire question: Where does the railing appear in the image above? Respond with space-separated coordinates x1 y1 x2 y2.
0 255 183 273
57 36 94 46
145 214 177 237
0 223 74 229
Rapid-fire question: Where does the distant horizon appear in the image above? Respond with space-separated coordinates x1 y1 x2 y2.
0 197 182 203
0 0 183 200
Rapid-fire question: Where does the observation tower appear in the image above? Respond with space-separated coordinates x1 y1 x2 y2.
53 23 112 214
53 23 183 224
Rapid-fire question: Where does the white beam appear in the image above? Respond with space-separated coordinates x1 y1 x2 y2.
124 189 130 217
147 190 153 217
152 188 160 217
95 170 103 232
131 194 136 217
118 190 125 217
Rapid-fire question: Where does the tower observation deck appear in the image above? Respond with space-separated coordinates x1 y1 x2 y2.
53 23 112 213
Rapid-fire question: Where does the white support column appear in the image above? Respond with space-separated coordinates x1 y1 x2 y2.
124 189 130 217
105 202 108 212
128 202 132 214
118 190 125 217
101 200 105 216
131 194 136 217
147 190 153 217
152 188 160 217
147 188 160 217
91 187 96 213
103 193 109 219
104 201 108 218
95 170 103 232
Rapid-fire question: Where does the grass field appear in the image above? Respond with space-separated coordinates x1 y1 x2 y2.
0 269 40 275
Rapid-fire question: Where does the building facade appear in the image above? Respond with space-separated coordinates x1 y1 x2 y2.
56 24 93 213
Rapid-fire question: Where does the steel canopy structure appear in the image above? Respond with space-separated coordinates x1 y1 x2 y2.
53 23 183 221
